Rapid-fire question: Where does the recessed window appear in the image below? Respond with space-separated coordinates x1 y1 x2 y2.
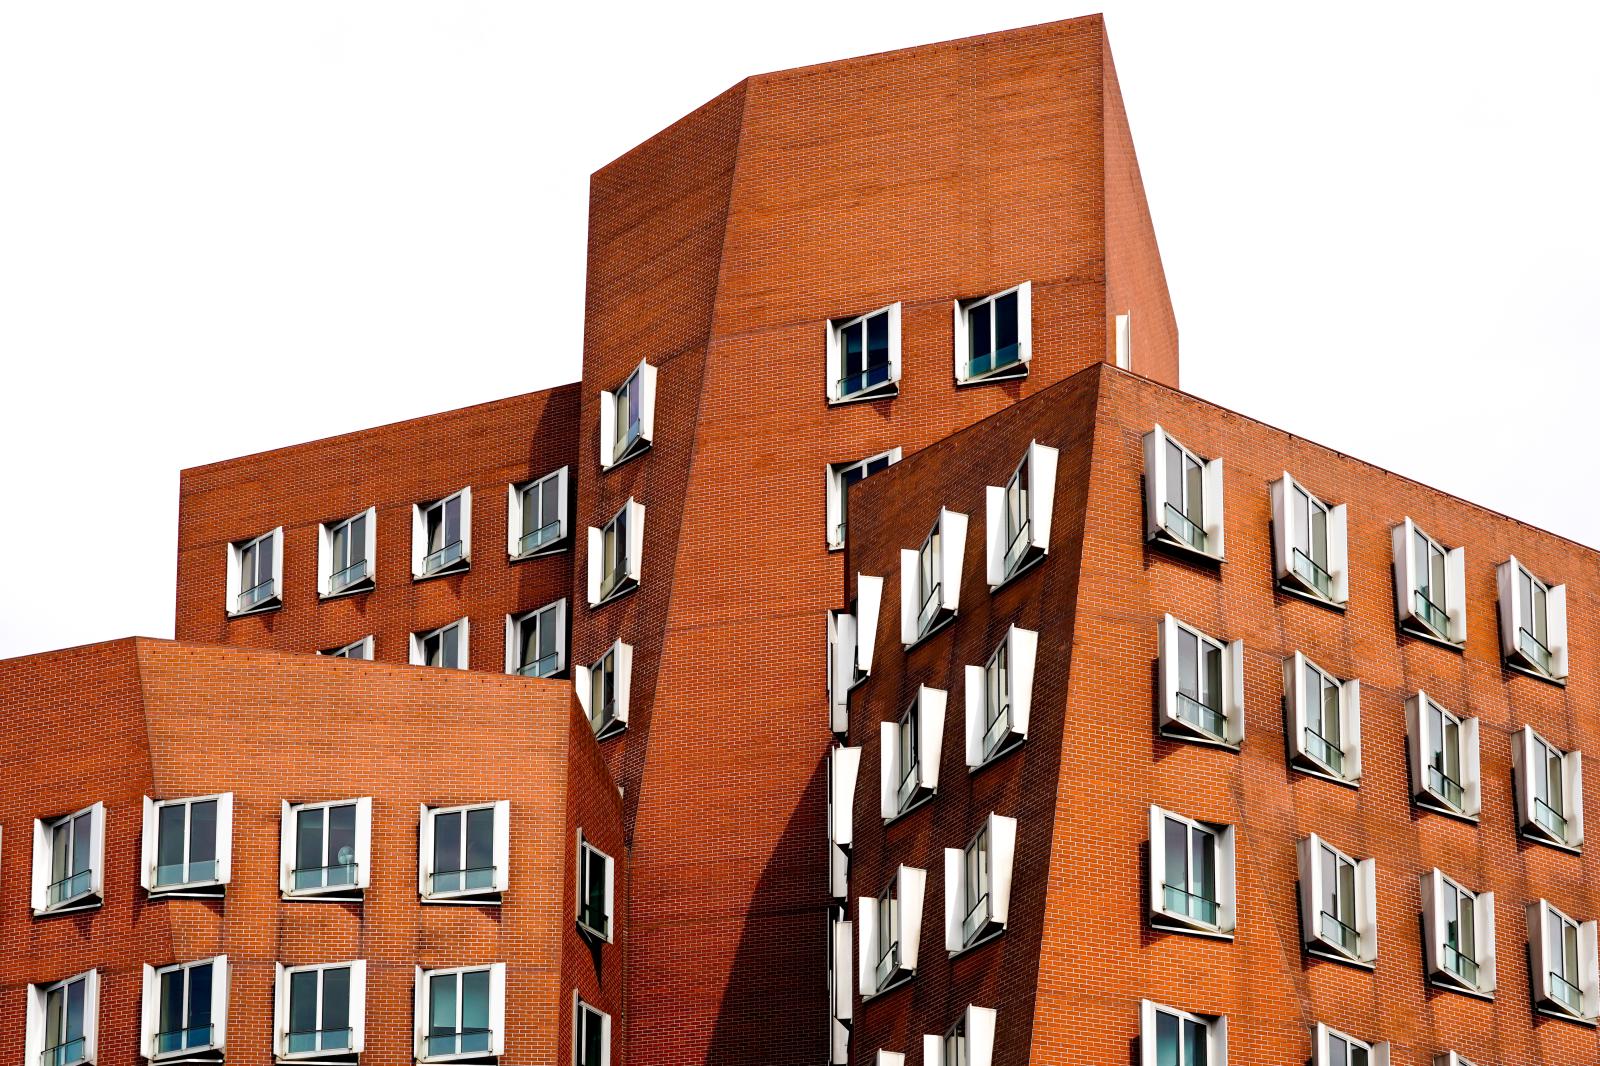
1513 725 1584 851
1422 869 1495 997
1405 693 1481 818
600 360 657 469
1143 427 1224 560
826 449 900 550
576 640 631 739
941 813 1017 954
899 509 969 646
1393 518 1464 645
576 831 615 942
1284 653 1362 785
505 601 565 677
1157 615 1244 748
828 577 885 734
1530 899 1598 1023
963 626 1038 767
1148 806 1236 937
828 746 863 901
412 488 472 579
507 468 569 559
141 793 232 897
827 304 902 403
879 686 947 819
227 527 283 616
280 798 371 900
319 509 376 598
858 864 926 997
411 618 469 670
925 1006 997 1066
1297 833 1377 966
420 802 509 903
954 283 1031 384
1139 1000 1227 1066
1313 1022 1388 1065
142 956 228 1060
984 441 1058 587
321 637 373 661
31 802 105 915
26 971 99 1066
1498 556 1568 680
586 498 644 606
275 961 366 1060
1271 473 1348 604
415 965 505 1062
573 999 611 1066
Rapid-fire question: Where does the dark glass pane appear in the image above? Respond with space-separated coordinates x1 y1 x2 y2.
187 964 213 1030
429 974 457 1033
72 811 92 875
160 970 185 1037
866 312 890 368
444 496 461 545
288 972 318 1034
348 515 365 563
970 302 993 360
65 980 85 1041
442 625 460 668
841 322 863 376
1202 643 1221 708
995 291 1019 350
1154 1011 1179 1066
461 970 490 1030
1162 819 1186 889
296 808 325 871
328 804 357 869
435 811 463 875
465 808 495 872
1177 629 1197 698
321 968 351 1032
157 804 187 872
190 800 218 867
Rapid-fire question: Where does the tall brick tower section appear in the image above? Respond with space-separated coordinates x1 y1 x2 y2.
573 16 1177 1061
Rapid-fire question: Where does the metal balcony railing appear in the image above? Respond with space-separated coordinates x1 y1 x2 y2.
40 1038 86 1066
155 1024 214 1056
982 702 1012 759
1162 883 1220 927
1535 796 1568 839
518 520 562 556
1002 518 1032 576
47 869 93 907
423 540 464 575
328 558 368 595
292 861 358 893
874 941 900 990
1413 589 1450 636
1303 725 1345 775
516 653 560 678
839 362 893 398
916 581 943 637
1175 691 1226 741
968 342 1021 379
1443 943 1479 986
1291 547 1333 598
286 1027 352 1055
1162 503 1207 553
431 865 496 895
896 759 920 813
238 578 277 612
155 857 218 889
1320 910 1359 955
1551 971 1583 1013
1427 764 1464 809
426 1028 493 1057
1519 627 1554 674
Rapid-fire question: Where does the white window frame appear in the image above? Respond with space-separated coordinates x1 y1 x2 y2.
575 829 616 942
1421 869 1495 998
318 508 377 599
1148 806 1236 938
1405 693 1481 819
1271 473 1348 605
953 282 1032 385
857 864 926 998
279 797 373 900
1157 614 1245 748
829 577 884 734
26 970 100 1066
1138 1000 1227 1066
826 303 903 404
574 640 632 739
1528 899 1599 1023
1297 833 1377 966
507 467 570 560
141 956 229 1060
1498 556 1568 681
31 802 106 916
1313 1023 1389 1066
226 526 284 616
942 813 1018 954
505 600 566 678
140 792 233 897
985 441 1058 588
899 509 968 646
1392 518 1466 645
828 746 862 900
320 637 373 661
599 359 657 469
1143 426 1224 561
963 626 1037 767
586 498 645 606
1513 725 1584 851
922 1005 998 1066
418 801 510 904
573 996 612 1066
826 448 901 550
410 618 470 671
1283 652 1362 785
412 964 506 1063
273 961 366 1061
879 686 947 820
412 488 472 580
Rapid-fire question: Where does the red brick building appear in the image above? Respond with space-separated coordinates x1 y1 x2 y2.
3 12 1594 1066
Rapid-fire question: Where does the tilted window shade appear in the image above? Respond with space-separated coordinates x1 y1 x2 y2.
1270 472 1348 604
1497 556 1568 679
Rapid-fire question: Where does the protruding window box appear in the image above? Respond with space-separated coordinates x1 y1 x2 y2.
1271 473 1347 606
1392 518 1465 647
827 305 902 404
954 283 1031 385
412 489 472 580
1497 556 1568 683
985 441 1058 589
899 509 968 647
1143 427 1223 562
507 468 570 560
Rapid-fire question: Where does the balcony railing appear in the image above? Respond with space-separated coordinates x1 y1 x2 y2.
47 869 93 907
1551 970 1583 1013
431 865 496 895
1519 627 1554 674
291 861 359 893
598 559 631 601
591 698 618 736
896 758 920 812
614 419 642 459
839 362 892 399
328 558 368 595
423 540 464 575
286 1027 352 1055
1303 725 1345 775
155 857 218 889
579 899 609 937
1535 796 1568 839
982 701 1012 759
968 342 1021 379
426 1028 494 1057
916 581 943 638
155 1023 214 1056
1002 517 1032 577
1162 503 1207 552
1162 883 1220 927
874 940 900 989
516 653 560 678
1443 943 1479 987
41 1038 87 1066
962 892 991 944
1175 691 1226 741
1413 589 1450 636
1291 547 1333 599
518 520 562 556
237 578 277 612
1427 764 1464 809
1320 910 1359 955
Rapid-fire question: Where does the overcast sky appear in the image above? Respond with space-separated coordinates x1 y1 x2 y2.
1 1 1596 660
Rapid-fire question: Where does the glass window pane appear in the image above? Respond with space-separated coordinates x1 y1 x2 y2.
328 804 357 870
72 811 92 875
994 291 1019 352
1201 642 1221 710
465 807 495 873
442 625 460 669
321 968 351 1033
461 970 490 1031
187 964 213 1032
1154 1011 1179 1066
1177 629 1197 699
429 974 457 1034
866 312 890 369
189 800 218 868
1163 818 1187 890
160 970 185 1037
296 808 324 871
434 811 462 875
969 302 992 361
288 971 318 1035
157 804 187 878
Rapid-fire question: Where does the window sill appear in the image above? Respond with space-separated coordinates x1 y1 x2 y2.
828 383 899 407
860 972 914 1002
413 561 471 583
883 791 934 828
1305 942 1375 970
956 364 1028 388
282 889 365 903
904 612 955 652
1505 658 1567 687
1277 579 1346 612
989 549 1046 593
1150 915 1234 942
593 581 638 609
509 540 571 563
1519 829 1582 856
969 736 1025 776
319 581 373 602
422 893 503 906
1290 760 1360 790
33 897 102 918
227 599 282 620
594 720 628 741
148 881 227 899
1428 975 1494 1002
1157 723 1240 753
603 439 652 472
1534 1004 1598 1028
947 926 1005 960
1399 619 1464 652
1147 531 1223 566
577 919 613 945
1412 794 1479 825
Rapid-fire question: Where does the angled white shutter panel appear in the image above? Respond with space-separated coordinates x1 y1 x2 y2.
1201 458 1224 558
989 814 1018 926
876 1053 906 1066
897 865 926 970
211 956 230 1050
939 509 968 612
966 1005 998 1066
831 919 853 1020
638 361 658 446
879 722 899 820
411 504 427 578
1142 428 1166 544
506 484 521 557
899 549 919 645
856 576 883 674
1529 901 1553 1006
140 965 158 1060
923 1034 943 1066
553 599 568 673
354 797 373 889
32 818 52 912
599 390 617 469
603 851 615 938
586 526 601 605
829 613 854 734
1270 474 1294 583
418 804 434 897
411 966 427 1060
224 542 241 615
1015 280 1033 365
1344 679 1363 781
1217 823 1238 932
270 526 284 599
1139 1001 1157 1066
1513 726 1538 834
346 960 366 1054
1479 891 1497 994
361 506 377 581
1225 638 1245 744
490 802 512 895
1566 751 1584 847
1582 919 1599 1018
1462 716 1482 816
829 747 861 849
856 897 875 996
486 964 507 1056
1422 870 1445 978
1009 627 1038 738
88 802 106 898
1147 807 1167 919
917 687 947 791
952 299 968 383
1405 693 1428 803
1550 582 1569 678
1327 503 1349 602
826 467 845 549
83 969 100 1063
1444 544 1466 643
318 522 333 596
943 847 963 951
1157 615 1178 732
625 500 645 583
1285 653 1308 763
614 642 633 724
1497 558 1519 661
887 302 903 385
1371 1042 1391 1066
456 617 470 670
1297 835 1320 948
553 467 570 540
1115 312 1132 369
824 320 842 402
1393 518 1416 627
139 797 157 891
279 801 295 893
503 614 517 674
272 964 288 1057
1027 442 1057 550
984 484 1006 587
573 665 592 717
1356 857 1378 961
964 665 985 768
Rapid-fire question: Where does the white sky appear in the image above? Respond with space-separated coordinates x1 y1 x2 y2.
2 1 1596 660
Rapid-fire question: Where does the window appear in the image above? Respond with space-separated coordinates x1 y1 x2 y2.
953 283 1031 384
27 971 98 1066
941 813 1017 953
1392 518 1465 645
1157 615 1244 748
413 488 472 579
279 798 371 899
828 577 885 734
1422 869 1496 997
1148 807 1236 937
1513 725 1584 850
1143 427 1224 560
586 498 644 606
828 746 863 900
576 831 615 941
141 793 233 896
1498 556 1568 680
318 509 376 598
1284 653 1362 784
507 468 570 559
923 1006 997 1066
1296 833 1377 965
826 449 901 549
985 441 1059 587
414 965 505 1062
226 527 283 616
879 686 947 819
419 802 509 903
1271 473 1348 604
599 360 657 469
898 509 969 646
573 998 611 1066
1405 694 1481 818
31 802 105 915
1530 900 1598 1021
505 600 565 677
857 865 926 997
274 961 366 1060
321 637 373 661
575 640 632 739
1313 1023 1388 1066
829 912 854 1057
411 618 469 670
141 957 228 1060
827 304 902 403
963 626 1038 766
1139 1000 1227 1066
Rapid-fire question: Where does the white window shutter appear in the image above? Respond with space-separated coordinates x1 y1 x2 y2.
638 360 659 446
625 499 645 583
879 721 899 820
1513 726 1538 835
317 521 332 596
856 576 883 675
939 509 968 612
1214 1015 1229 1062
1372 1042 1391 1066
343 961 366 1054
457 487 472 563
1139 1001 1157 1066
215 793 234 885
989 813 1018 926
1344 679 1363 781
491 800 511 895
826 467 845 550
1115 311 1132 369
417 804 434 897
83 969 100 1063
1027 441 1057 551
1270 474 1294 584
1009 627 1038 738
1147 806 1167 920
1498 559 1520 658
615 641 633 724
139 797 157 892
1566 750 1585 847
362 506 377 577
278 801 295 894
411 966 427 1060
1225 639 1245 744
486 963 507 1056
573 664 592 717
599 389 617 469
270 526 284 599
1357 857 1378 961
408 631 424 666
572 830 585 923
1462 717 1482 817
829 613 854 734
31 818 51 912
964 664 985 768
1479 891 1497 994
899 549 919 646
831 919 853 1020
1582 919 1599 1018
897 864 926 970
856 896 875 996
554 468 570 540
824 320 842 402
1201 459 1224 558
984 484 1006 587
140 965 158 1060
966 1005 998 1066
943 847 963 952
586 526 601 605
917 687 947 791
1297 834 1321 949
1313 1022 1330 1063
1550 582 1570 678
1143 428 1167 544
951 299 968 383
354 797 373 889
1218 823 1237 932
88 802 106 898
503 614 516 674
829 747 861 849
1285 653 1308 763
457 617 470 670
212 956 230 1050
272 964 288 1058
1405 693 1428 804
887 302 903 384
830 842 848 903
411 504 426 579
876 1053 906 1066
1442 543 1466 642
923 1034 943 1066
506 484 522 557
1393 518 1416 628
25 983 44 1066
1529 901 1553 1007
1422 869 1445 978
1328 503 1350 602
1157 615 1179 733
224 542 241 614
1011 282 1033 367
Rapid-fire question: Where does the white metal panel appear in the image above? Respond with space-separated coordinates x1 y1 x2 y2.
598 389 617 469
1285 653 1308 764
856 576 884 674
1201 458 1224 558
615 642 633 724
139 797 156 892
492 800 511 895
1529 900 1553 1006
939 509 968 612
1328 502 1349 602
215 792 234 885
1462 716 1482 817
1147 806 1167 920
412 503 427 578
1566 751 1584 847
1445 545 1466 643
212 956 230 1050
984 484 1006 587
964 664 985 768
1345 679 1363 782
917 687 947 791
887 302 903 386
1479 891 1497 994
318 520 332 596
1270 474 1293 584
856 897 875 996
1297 834 1320 948
943 847 962 952
1356 857 1377 961
625 499 645 583
1157 614 1178 734
831 918 853 1020
347 960 367 1053
354 796 373 889
966 1005 998 1066
1028 441 1058 551
898 865 926 970
1225 638 1245 744
1393 518 1416 627
1421 869 1445 978
140 964 158 1060
278 801 295 894
899 549 919 646
1550 582 1570 678
1009 627 1038 737
879 721 899 820
417 804 433 897
1015 280 1033 365
638 361 658 446
1142 428 1165 544
829 747 862 849
989 814 1018 926
487 963 507 1056
586 526 601 605
1513 726 1538 835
